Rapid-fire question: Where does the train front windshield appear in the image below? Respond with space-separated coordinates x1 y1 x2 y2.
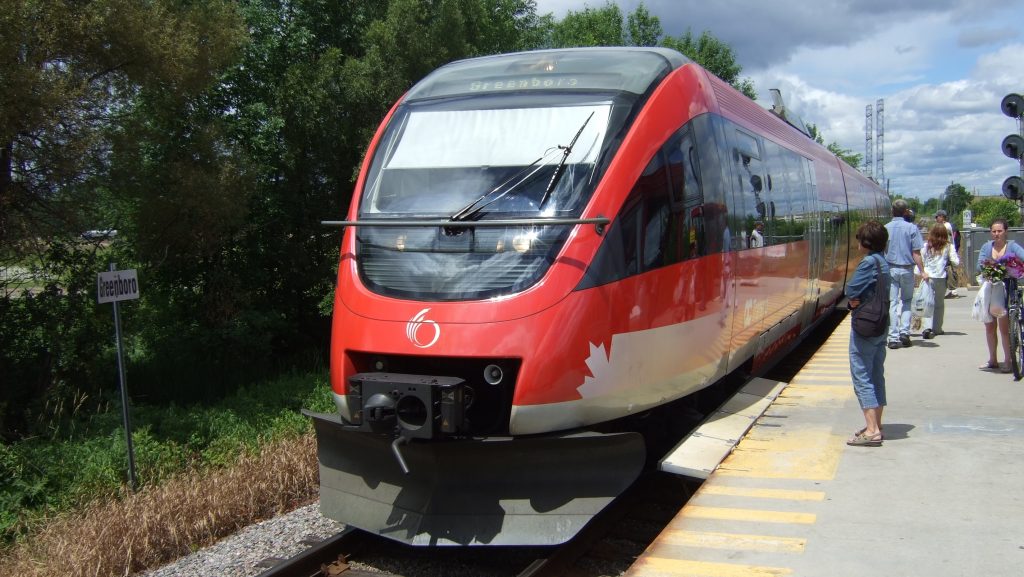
362 103 611 218
353 49 684 302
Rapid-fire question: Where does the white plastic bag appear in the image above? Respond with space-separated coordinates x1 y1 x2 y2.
990 280 1007 318
912 280 935 318
972 280 993 323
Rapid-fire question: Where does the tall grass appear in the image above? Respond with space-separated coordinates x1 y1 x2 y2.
0 369 336 576
0 434 319 577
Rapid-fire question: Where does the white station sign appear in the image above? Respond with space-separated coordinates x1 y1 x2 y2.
97 269 140 304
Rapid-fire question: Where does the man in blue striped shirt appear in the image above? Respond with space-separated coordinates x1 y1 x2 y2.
884 199 927 349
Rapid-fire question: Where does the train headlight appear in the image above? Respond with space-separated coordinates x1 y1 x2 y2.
512 231 537 253
484 364 504 385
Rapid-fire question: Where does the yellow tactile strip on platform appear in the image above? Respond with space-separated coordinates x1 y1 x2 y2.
629 555 794 576
716 427 846 480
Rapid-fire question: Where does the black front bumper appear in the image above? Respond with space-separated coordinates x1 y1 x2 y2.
305 410 645 546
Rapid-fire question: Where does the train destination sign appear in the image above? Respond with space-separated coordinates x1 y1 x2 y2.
97 269 140 304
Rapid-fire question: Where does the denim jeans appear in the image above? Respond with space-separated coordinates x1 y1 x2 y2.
850 329 887 409
923 277 947 332
888 266 914 342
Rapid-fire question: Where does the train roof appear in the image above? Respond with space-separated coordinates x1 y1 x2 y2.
405 47 692 102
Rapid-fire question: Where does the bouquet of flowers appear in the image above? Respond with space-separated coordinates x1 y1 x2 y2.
980 255 1024 282
980 258 1008 282
1003 255 1024 279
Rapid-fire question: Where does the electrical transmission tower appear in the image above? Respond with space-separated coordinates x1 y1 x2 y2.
876 99 885 189
864 105 874 179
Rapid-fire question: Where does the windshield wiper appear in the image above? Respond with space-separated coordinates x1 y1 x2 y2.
538 111 594 210
448 147 562 222
449 111 596 222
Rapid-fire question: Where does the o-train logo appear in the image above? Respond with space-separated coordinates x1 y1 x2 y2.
407 308 441 348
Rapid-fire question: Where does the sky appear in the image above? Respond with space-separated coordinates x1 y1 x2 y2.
534 0 1024 204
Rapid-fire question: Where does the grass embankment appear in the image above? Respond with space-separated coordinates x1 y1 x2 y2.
0 371 334 577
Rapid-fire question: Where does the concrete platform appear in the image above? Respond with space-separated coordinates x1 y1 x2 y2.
626 289 1024 577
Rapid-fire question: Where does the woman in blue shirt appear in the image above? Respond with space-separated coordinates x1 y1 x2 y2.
846 221 890 447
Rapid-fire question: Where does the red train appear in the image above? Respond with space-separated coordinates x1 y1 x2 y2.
309 47 888 546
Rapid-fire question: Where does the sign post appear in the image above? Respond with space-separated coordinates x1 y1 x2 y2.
97 264 140 491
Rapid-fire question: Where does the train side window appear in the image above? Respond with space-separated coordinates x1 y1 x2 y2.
665 131 704 263
638 151 671 271
732 129 767 250
777 144 806 243
576 150 671 288
763 140 783 245
683 138 705 258
620 200 641 276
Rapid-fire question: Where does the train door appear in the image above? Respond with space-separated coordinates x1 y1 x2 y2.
822 201 845 288
804 159 822 307
762 140 803 323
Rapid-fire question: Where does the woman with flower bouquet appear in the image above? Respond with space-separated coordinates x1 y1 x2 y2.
975 218 1024 371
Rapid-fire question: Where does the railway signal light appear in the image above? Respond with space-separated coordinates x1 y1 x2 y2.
1004 134 1024 160
1001 93 1024 201
1005 176 1024 201
1002 93 1024 119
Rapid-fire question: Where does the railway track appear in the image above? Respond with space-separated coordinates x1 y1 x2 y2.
253 471 693 577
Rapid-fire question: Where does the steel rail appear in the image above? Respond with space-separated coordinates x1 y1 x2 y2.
253 527 375 577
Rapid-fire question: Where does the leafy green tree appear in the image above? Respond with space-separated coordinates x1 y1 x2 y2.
806 124 862 168
481 0 554 52
550 1 625 46
806 123 825 144
0 0 246 253
0 0 246 437
941 182 973 217
661 30 756 99
826 142 863 170
626 3 662 46
970 196 1021 228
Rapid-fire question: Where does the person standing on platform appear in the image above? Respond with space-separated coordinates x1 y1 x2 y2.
846 220 890 447
976 219 1024 371
884 199 926 349
921 223 959 339
935 209 954 238
935 210 958 297
749 221 764 248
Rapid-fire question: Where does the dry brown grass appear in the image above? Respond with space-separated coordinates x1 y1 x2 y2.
0 433 319 577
